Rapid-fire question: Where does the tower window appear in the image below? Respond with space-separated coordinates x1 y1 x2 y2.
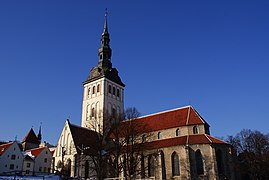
117 89 120 97
91 108 95 118
157 132 162 139
108 85 111 93
113 87 116 95
92 86 96 94
176 128 180 136
193 126 199 134
97 84 100 93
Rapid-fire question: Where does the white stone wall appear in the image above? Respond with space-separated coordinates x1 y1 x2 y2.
34 147 52 175
81 77 124 131
22 160 34 175
0 142 23 174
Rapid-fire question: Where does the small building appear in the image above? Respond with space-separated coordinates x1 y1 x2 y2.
25 146 52 175
22 154 34 175
0 141 23 175
21 128 41 151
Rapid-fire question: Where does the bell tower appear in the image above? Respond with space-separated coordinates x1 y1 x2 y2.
81 11 125 132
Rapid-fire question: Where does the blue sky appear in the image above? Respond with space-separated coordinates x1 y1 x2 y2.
0 1 268 145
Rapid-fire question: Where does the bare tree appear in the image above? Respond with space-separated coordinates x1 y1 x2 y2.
108 107 154 180
227 129 269 180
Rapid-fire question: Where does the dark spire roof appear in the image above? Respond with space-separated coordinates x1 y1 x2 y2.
84 10 124 87
37 123 42 143
22 128 40 145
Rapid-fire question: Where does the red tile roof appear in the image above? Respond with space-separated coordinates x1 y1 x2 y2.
22 128 40 144
25 146 46 157
143 134 228 150
116 106 208 135
0 142 14 156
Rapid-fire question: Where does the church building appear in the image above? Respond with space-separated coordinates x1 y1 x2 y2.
53 12 235 180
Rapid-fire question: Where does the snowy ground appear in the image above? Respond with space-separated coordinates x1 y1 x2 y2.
0 175 61 180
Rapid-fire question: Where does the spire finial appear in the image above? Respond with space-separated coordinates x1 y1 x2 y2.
104 8 108 33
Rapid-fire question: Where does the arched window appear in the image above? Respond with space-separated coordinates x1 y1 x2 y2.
87 87 90 95
85 160 89 179
108 85 111 93
142 134 146 142
141 154 145 178
97 84 100 92
195 150 204 175
216 149 224 175
193 126 199 134
148 155 155 177
113 87 116 95
172 152 180 176
66 159 71 177
91 108 95 118
160 151 166 179
117 89 120 97
92 86 96 94
176 128 180 136
158 132 162 139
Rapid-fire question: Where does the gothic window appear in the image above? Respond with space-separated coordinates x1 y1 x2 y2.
97 84 100 92
148 155 155 177
87 87 90 95
142 134 146 142
216 149 224 175
141 154 145 178
195 149 204 175
158 132 162 139
193 126 199 134
91 108 95 118
92 86 96 94
108 85 111 93
117 89 120 97
172 152 180 176
113 87 116 95
176 128 180 136
160 151 166 179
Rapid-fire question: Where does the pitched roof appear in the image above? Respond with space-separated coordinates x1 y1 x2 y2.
119 106 208 134
0 142 14 156
25 146 46 157
143 134 228 150
22 128 40 144
68 122 100 155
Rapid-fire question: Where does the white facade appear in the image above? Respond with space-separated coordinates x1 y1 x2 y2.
81 77 124 131
0 142 23 174
31 147 52 175
53 121 77 177
22 156 34 175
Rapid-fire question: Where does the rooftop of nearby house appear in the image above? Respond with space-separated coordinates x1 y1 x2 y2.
0 142 14 156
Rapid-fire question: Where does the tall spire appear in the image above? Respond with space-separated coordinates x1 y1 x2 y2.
37 122 42 143
103 8 108 34
98 8 112 70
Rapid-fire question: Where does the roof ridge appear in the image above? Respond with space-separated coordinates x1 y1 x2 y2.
137 105 192 120
0 141 13 147
25 146 46 152
185 106 191 125
204 134 212 143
